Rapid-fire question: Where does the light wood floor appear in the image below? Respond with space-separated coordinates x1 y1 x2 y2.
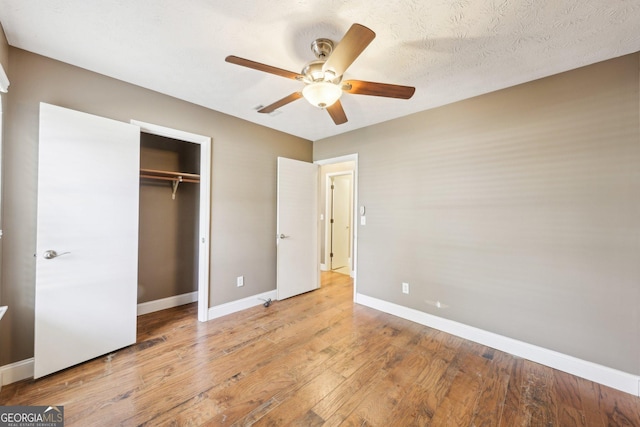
2 272 639 426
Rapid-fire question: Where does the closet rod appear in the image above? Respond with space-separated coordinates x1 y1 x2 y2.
140 168 200 181
140 174 199 183
140 168 200 199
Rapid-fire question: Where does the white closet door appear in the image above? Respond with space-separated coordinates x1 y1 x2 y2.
34 103 140 379
276 157 319 300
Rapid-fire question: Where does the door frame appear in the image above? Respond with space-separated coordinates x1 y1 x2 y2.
315 154 358 300
131 120 211 322
325 171 354 273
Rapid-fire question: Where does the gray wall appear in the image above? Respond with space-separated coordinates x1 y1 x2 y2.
0 23 7 70
314 53 640 375
0 48 311 366
0 24 8 302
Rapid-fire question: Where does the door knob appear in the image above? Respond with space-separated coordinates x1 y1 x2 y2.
43 250 71 259
279 234 290 239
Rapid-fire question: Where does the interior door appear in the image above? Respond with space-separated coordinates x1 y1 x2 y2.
276 157 319 300
330 174 352 272
34 103 140 379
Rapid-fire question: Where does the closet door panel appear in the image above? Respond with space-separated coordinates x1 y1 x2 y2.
34 103 140 379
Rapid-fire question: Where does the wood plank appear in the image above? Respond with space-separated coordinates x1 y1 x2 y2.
576 377 607 427
2 271 639 426
247 370 345 425
464 356 510 426
428 352 489 426
519 360 560 425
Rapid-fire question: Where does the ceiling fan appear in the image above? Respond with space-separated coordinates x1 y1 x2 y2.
225 23 415 125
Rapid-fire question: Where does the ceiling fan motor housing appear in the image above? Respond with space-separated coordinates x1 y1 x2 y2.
302 39 342 85
311 38 334 59
301 59 341 84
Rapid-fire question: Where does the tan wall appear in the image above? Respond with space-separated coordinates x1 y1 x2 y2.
314 53 640 374
138 134 200 303
0 48 311 365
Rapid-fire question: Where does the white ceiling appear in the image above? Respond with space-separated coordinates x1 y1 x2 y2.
1 1 639 141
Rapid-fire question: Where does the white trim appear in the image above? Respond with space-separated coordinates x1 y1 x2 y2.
131 120 211 323
315 154 358 166
0 63 9 93
320 263 328 271
208 290 277 320
132 121 207 144
356 292 640 397
314 154 359 298
137 292 198 316
0 358 34 387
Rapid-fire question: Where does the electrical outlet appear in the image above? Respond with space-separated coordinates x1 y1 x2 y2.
237 276 244 287
402 282 409 294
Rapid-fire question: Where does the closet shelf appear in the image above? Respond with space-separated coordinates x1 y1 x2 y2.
140 168 200 199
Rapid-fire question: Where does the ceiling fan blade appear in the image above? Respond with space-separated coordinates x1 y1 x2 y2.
323 24 375 77
225 55 303 80
342 80 415 99
258 92 303 114
326 100 348 125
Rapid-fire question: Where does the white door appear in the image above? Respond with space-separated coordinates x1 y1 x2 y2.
331 174 352 272
276 157 319 300
34 103 140 379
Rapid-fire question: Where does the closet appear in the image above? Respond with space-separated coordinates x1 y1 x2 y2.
138 133 200 307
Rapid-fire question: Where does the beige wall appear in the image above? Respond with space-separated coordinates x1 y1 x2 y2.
0 48 311 365
315 53 640 375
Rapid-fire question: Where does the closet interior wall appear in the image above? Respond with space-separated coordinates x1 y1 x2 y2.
138 133 200 304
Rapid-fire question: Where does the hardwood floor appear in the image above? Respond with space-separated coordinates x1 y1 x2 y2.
2 272 639 426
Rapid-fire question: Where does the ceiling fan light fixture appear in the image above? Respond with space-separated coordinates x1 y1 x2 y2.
302 81 342 109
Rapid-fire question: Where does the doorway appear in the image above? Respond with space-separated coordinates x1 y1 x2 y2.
138 134 200 314
315 154 358 299
131 120 211 322
328 173 353 274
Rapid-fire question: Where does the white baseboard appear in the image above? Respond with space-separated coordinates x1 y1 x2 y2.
0 358 34 387
137 291 198 316
356 293 640 397
6 292 636 396
207 290 277 320
320 263 328 271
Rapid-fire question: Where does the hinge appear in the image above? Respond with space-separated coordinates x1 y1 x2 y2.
330 252 333 258
331 185 334 190
330 219 334 223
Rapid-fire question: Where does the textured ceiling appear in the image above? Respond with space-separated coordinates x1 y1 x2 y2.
0 1 639 141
